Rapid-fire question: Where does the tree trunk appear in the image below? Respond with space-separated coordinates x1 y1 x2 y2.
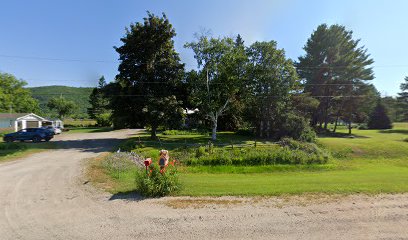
211 119 217 141
348 121 352 135
333 114 339 133
151 125 157 139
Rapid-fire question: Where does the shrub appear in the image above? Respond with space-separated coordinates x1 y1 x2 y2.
181 144 329 166
358 123 369 130
277 113 316 142
162 129 208 135
404 138 408 143
195 146 207 158
95 112 112 127
136 162 181 197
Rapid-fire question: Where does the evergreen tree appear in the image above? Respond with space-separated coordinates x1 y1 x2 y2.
112 12 185 138
88 76 109 119
367 101 392 129
397 76 408 121
297 24 374 130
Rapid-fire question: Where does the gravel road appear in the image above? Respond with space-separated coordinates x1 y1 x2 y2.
1 129 408 240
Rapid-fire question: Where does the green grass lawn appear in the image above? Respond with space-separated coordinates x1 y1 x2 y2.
90 123 408 196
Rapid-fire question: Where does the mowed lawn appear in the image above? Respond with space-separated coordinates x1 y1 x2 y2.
179 123 408 196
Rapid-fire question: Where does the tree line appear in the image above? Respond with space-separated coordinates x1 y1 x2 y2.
1 12 407 136
87 12 408 140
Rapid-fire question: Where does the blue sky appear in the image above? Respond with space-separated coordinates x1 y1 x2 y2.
0 0 407 96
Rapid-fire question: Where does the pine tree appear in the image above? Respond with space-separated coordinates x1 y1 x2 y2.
297 24 374 130
367 101 392 129
397 76 408 121
112 12 185 138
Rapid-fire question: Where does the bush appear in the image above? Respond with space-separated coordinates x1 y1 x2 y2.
136 162 181 197
277 113 316 142
404 138 408 143
195 146 207 158
358 123 369 130
95 112 112 127
181 144 329 166
162 129 208 135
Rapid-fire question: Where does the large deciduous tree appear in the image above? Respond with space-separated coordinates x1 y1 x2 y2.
185 34 247 140
47 96 77 119
112 12 185 138
245 41 300 139
297 24 374 130
0 73 39 113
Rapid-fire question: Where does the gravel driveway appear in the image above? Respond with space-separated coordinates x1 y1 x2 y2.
0 129 407 240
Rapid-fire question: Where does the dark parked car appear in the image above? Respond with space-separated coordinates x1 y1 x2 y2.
3 128 54 143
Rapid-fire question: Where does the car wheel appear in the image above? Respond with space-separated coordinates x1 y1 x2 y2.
32 136 41 143
45 137 51 142
4 137 14 143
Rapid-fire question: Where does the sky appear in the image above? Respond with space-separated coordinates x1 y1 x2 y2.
0 0 407 96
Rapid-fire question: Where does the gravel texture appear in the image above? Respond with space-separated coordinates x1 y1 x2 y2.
1 129 407 240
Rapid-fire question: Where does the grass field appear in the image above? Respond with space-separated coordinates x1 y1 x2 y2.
91 123 408 196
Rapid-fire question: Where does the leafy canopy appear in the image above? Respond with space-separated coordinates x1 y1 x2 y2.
0 73 39 113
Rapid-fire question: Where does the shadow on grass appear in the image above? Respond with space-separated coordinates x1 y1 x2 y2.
379 129 408 135
123 131 274 152
108 190 143 201
317 131 369 139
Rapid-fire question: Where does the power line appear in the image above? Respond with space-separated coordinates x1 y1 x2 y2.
1 53 408 69
0 54 118 63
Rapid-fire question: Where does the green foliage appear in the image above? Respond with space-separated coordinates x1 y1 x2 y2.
245 41 300 139
397 76 408 121
162 129 207 135
0 72 39 113
136 163 181 197
181 145 328 166
297 24 375 129
367 101 392 129
95 112 112 127
278 112 316 142
47 96 77 119
88 76 112 127
185 34 248 140
111 12 185 138
30 86 92 118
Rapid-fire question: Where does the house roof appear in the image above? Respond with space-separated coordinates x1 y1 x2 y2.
0 113 47 121
0 113 31 119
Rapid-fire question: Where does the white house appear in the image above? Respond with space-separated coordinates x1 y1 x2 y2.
0 113 63 132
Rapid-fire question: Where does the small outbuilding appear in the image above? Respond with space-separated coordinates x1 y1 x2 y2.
0 113 63 132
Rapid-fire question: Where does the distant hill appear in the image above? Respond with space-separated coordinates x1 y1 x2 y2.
29 86 93 118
